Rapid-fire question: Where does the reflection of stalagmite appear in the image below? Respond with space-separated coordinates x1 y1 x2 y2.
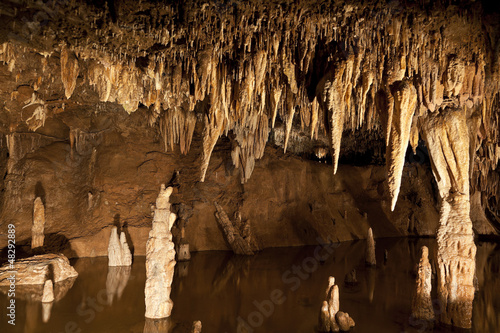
421 107 476 329
214 202 254 255
41 279 54 323
143 318 171 333
32 197 45 249
411 246 435 322
366 228 376 266
106 266 131 306
177 227 191 261
107 226 132 266
318 276 355 332
42 302 52 323
386 80 418 211
145 185 176 319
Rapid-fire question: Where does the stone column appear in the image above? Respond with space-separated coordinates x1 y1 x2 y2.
421 107 476 328
145 185 176 319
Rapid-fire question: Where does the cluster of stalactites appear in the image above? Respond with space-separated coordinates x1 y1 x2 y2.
1 1 499 194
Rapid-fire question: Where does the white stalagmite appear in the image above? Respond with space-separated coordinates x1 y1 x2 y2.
386 80 418 211
411 246 435 322
32 197 45 249
41 279 54 303
421 107 476 329
107 226 132 267
145 185 177 319
366 227 376 266
318 276 355 332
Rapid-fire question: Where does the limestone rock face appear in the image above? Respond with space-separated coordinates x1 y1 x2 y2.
41 279 54 303
366 228 376 266
32 197 45 249
0 254 78 286
411 246 435 322
421 108 476 328
107 226 132 267
145 185 177 319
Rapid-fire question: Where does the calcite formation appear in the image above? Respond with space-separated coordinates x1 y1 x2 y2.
192 321 202 333
107 226 133 266
214 202 255 255
41 279 54 303
421 108 476 328
32 197 45 249
318 276 355 332
0 254 78 285
145 185 177 319
365 228 376 266
106 266 131 305
411 246 435 322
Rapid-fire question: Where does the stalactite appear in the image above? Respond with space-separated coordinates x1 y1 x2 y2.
386 80 418 211
60 45 79 99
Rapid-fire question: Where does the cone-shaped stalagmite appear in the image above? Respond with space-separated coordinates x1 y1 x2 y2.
421 108 476 328
411 246 435 322
107 226 132 267
32 197 45 249
366 228 376 266
145 185 177 319
318 276 355 332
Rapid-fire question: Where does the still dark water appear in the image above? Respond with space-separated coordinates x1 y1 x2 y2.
0 238 499 333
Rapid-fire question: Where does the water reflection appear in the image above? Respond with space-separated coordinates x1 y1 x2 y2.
0 238 498 332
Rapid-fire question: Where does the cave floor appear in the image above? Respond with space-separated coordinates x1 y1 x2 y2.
0 237 498 333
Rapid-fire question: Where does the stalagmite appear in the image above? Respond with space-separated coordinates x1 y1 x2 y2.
32 197 45 249
145 185 177 319
411 246 435 322
213 202 254 255
366 228 376 266
318 276 355 332
107 226 132 267
41 279 54 303
386 80 418 211
421 107 476 328
192 321 202 333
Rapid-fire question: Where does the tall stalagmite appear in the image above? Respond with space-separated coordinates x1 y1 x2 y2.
32 197 45 249
421 108 476 328
107 226 133 267
145 185 177 319
366 228 376 266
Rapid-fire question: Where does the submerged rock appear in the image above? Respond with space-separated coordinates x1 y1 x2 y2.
0 254 78 286
192 320 202 333
336 311 355 332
